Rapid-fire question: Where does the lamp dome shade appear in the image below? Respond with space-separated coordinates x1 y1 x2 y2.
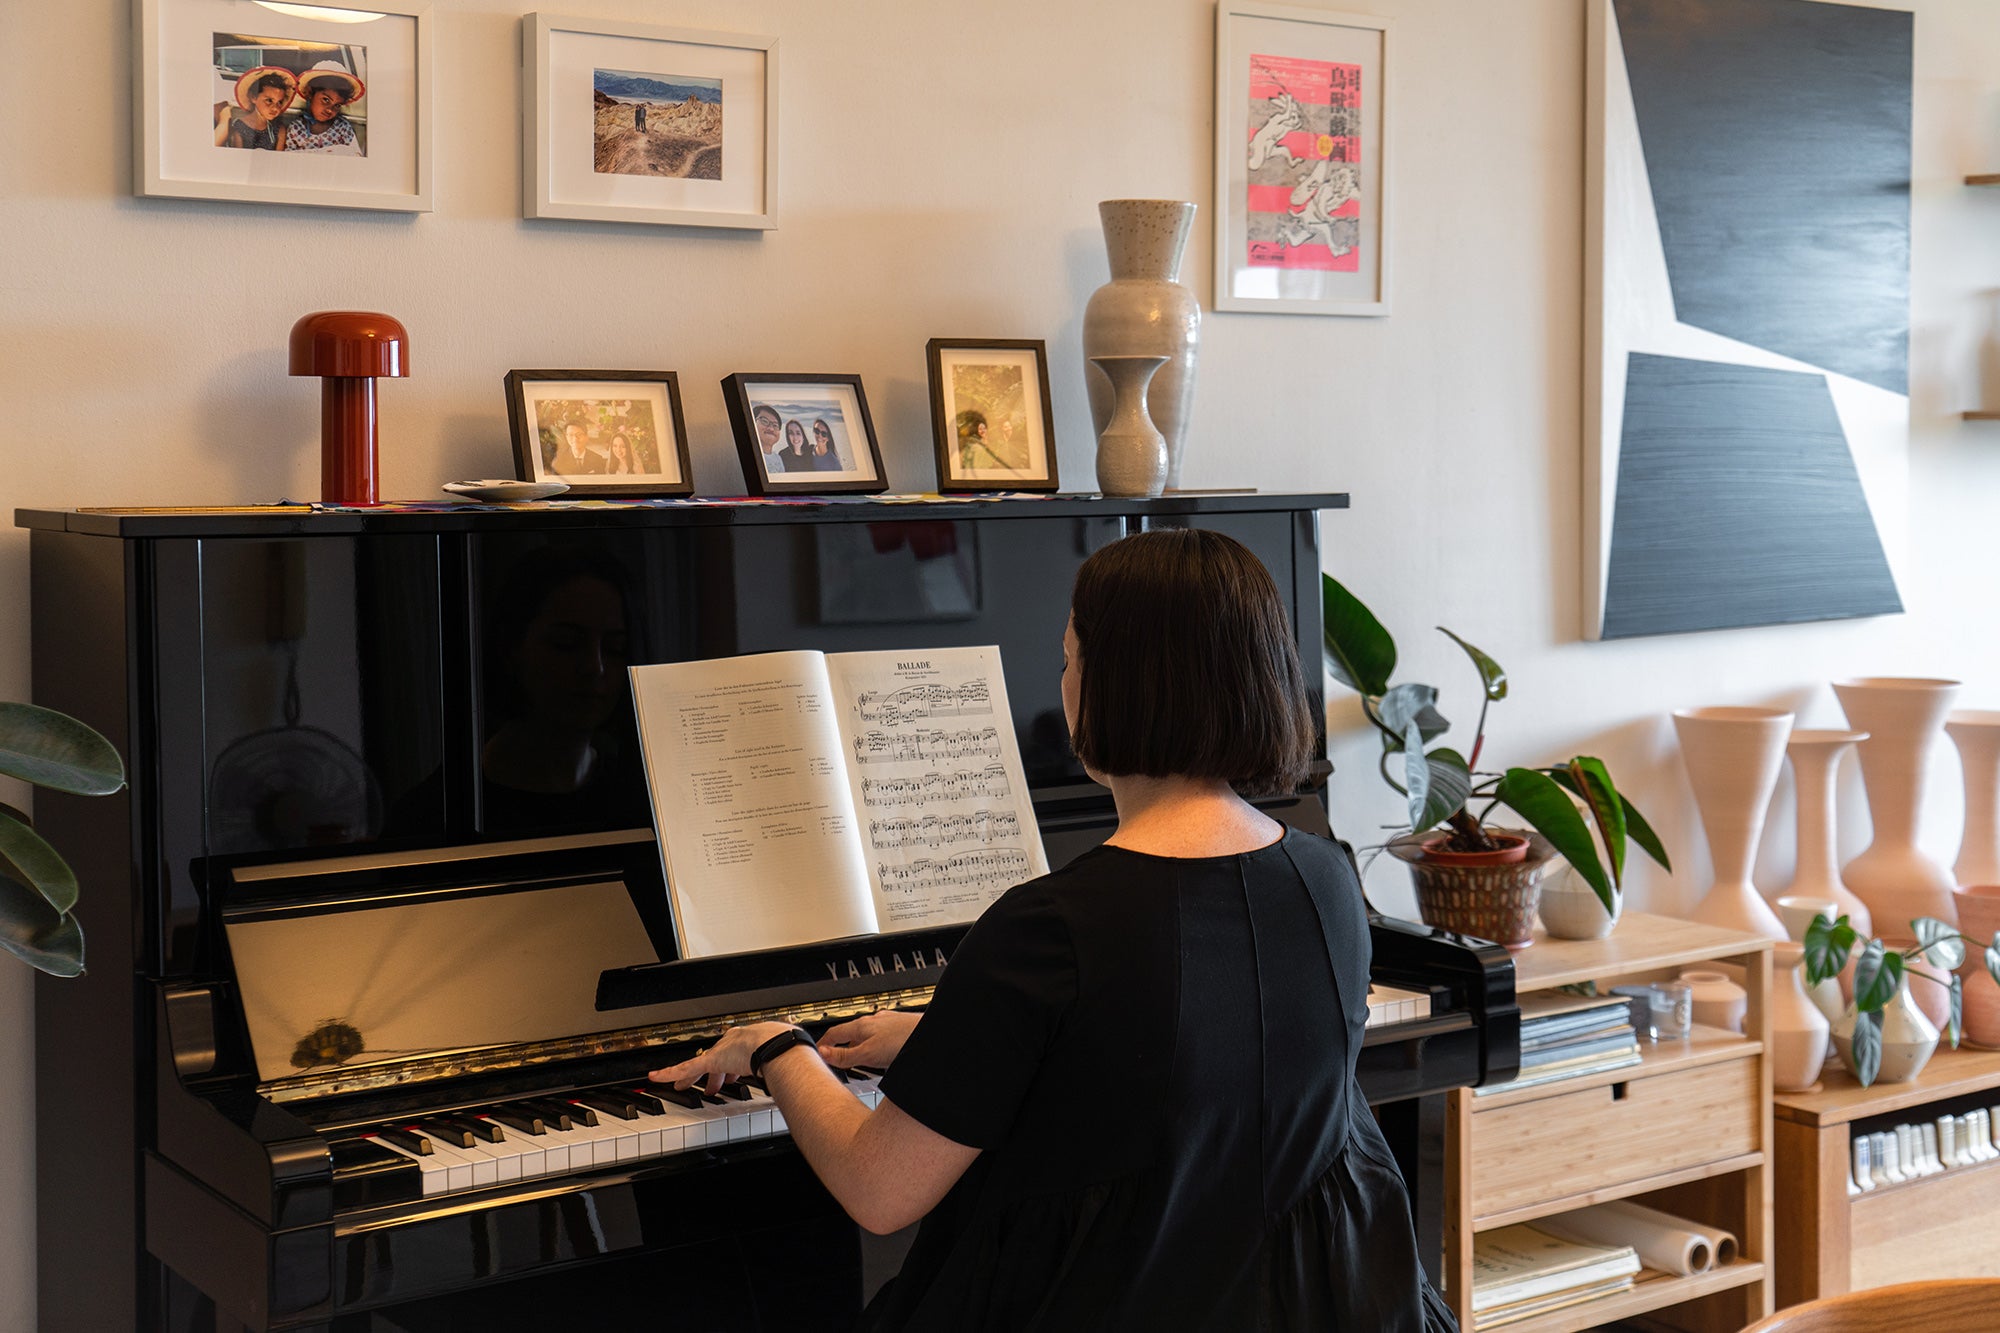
288 312 410 377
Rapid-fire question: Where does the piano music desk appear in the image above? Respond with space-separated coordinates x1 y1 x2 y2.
1443 913 1774 1333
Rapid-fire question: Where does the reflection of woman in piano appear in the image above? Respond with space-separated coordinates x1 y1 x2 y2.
651 529 1455 1331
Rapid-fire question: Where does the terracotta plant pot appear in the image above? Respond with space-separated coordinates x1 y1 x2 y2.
1956 884 2000 1049
1390 830 1555 950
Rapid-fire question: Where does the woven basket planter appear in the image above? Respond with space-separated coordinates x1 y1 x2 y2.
1388 830 1558 950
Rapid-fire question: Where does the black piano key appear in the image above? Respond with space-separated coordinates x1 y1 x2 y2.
620 1088 667 1115
739 1075 768 1093
559 1100 601 1127
416 1119 477 1149
653 1084 705 1109
440 1113 506 1143
375 1127 432 1156
484 1106 547 1136
516 1099 576 1132
572 1093 638 1121
717 1081 753 1101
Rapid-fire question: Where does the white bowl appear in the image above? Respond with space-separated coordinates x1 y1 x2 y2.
442 479 569 503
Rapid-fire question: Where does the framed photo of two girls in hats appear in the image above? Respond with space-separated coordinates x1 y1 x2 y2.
134 0 434 212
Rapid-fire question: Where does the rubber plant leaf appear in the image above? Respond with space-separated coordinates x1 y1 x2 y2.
1803 913 1854 988
1912 916 1966 972
1379 684 1449 746
1564 757 1626 890
1849 1009 1882 1088
1322 574 1395 698
0 875 83 978
1414 747 1472 834
0 703 124 796
1549 768 1671 873
1437 627 1507 702
1494 766 1612 913
0 809 78 914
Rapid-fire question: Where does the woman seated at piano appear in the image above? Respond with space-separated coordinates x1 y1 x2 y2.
651 528 1455 1332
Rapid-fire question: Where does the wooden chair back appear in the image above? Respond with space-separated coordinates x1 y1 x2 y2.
1742 1279 2000 1331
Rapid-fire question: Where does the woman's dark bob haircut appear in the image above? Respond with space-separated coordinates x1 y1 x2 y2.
1068 528 1318 796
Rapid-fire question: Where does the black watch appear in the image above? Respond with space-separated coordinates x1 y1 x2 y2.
749 1026 817 1077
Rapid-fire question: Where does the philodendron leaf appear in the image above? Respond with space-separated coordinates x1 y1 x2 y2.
0 703 123 796
1379 684 1449 745
1912 916 1967 972
1415 747 1472 833
1849 1009 1883 1089
1495 767 1612 913
1804 913 1853 987
1437 627 1507 702
1851 939 1894 1012
0 875 83 977
1401 723 1431 832
1566 757 1627 890
0 809 78 914
1322 575 1396 698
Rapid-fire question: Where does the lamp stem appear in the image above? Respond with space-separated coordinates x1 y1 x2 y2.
320 376 379 505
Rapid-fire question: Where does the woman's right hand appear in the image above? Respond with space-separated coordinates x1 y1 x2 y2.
817 1008 921 1070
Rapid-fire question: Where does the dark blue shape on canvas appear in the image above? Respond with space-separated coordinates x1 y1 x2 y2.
1613 0 1910 395
1601 354 1901 639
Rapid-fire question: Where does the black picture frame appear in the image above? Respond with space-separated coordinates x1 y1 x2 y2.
924 339 1060 493
504 369 695 496
722 372 888 495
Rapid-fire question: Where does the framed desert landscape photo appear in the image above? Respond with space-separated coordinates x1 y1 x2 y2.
504 370 695 496
134 0 434 212
722 374 887 496
925 339 1060 493
524 13 777 229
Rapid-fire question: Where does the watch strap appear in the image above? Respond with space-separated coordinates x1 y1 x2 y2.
749 1025 817 1077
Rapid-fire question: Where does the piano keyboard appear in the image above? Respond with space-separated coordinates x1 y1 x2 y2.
1366 983 1432 1027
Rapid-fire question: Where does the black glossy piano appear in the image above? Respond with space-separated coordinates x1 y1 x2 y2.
21 493 1516 1332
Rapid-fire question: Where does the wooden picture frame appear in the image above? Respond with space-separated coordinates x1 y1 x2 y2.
523 12 777 229
924 339 1060 494
134 0 434 212
722 373 887 496
1213 3 1391 315
504 369 695 496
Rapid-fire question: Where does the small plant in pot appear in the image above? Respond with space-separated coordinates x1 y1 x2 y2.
0 702 125 977
1804 912 2000 1087
1322 574 1670 947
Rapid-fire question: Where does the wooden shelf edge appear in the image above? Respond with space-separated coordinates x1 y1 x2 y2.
1471 1032 1762 1110
1472 1151 1765 1232
1508 914 1772 992
1967 174 2000 187
1965 411 2000 421
1773 1044 2000 1126
1478 1259 1767 1333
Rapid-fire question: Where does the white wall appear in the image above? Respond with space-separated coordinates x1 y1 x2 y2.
3 0 1997 1322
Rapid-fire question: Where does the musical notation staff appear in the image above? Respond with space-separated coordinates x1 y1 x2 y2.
875 848 1035 896
852 680 993 727
860 763 1012 808
867 810 1023 849
851 726 1003 766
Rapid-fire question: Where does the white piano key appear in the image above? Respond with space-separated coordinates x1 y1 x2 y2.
420 1138 494 1190
367 1134 451 1197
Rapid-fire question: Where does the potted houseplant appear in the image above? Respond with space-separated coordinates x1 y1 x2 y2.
1804 912 2000 1087
0 702 125 976
1322 574 1670 946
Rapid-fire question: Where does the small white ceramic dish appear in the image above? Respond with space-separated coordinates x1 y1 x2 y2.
442 480 569 503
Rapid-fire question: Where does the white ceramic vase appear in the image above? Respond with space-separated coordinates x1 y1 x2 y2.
1771 940 1832 1093
1680 969 1748 1033
1833 678 1962 941
1832 974 1940 1085
1775 894 1848 1027
1089 355 1169 498
1082 200 1200 490
1780 729 1872 937
1946 710 2000 890
1672 706 1792 940
1538 863 1622 940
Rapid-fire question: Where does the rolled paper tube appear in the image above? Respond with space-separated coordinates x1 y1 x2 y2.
1534 1200 1728 1276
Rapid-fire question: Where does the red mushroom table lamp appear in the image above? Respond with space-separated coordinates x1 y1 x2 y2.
288 311 409 506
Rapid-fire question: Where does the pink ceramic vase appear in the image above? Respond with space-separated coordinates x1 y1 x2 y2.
1956 884 2000 1049
1779 729 1872 937
1833 678 1961 942
1672 707 1791 940
1771 941 1831 1092
1947 711 2000 890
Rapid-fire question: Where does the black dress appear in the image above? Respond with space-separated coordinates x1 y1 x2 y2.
865 827 1456 1332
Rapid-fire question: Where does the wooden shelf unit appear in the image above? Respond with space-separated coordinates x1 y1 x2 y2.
1445 914 1773 1333
1772 1044 2000 1306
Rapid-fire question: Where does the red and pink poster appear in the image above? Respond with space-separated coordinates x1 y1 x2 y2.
1243 54 1362 272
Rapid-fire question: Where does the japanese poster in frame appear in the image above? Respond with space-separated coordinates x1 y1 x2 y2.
1213 3 1391 316
524 13 777 229
134 0 433 212
925 339 1061 493
504 370 695 496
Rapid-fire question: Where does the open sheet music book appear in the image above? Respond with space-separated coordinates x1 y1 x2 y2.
630 646 1051 958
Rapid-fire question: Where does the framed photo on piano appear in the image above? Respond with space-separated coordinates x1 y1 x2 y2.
925 339 1061 493
722 372 888 495
504 368 695 496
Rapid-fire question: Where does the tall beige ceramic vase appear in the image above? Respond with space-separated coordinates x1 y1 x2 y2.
1946 710 2000 891
1673 707 1791 941
1833 678 1962 942
1771 941 1831 1093
1779 729 1873 937
1083 200 1200 490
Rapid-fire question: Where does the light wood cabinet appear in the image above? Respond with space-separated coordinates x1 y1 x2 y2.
1772 1044 2000 1306
1443 914 1774 1332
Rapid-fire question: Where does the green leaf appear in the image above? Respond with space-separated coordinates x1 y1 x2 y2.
1566 757 1627 890
1849 1009 1882 1088
0 875 83 977
1414 747 1472 832
1495 766 1613 913
1987 933 2000 990
1379 684 1449 745
1852 939 1895 1012
1912 917 1967 972
1804 912 1852 987
1618 795 1671 873
1437 627 1507 702
0 810 78 914
1322 575 1396 698
1949 974 1963 1049
0 703 123 796
1401 722 1431 832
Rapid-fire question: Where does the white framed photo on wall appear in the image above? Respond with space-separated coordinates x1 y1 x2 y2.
523 13 778 229
133 0 434 212
1213 3 1391 316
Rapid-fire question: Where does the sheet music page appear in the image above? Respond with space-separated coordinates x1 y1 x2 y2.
824 645 1051 932
630 651 878 957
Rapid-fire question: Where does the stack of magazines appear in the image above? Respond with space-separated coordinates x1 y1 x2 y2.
1470 1223 1642 1329
1475 992 1642 1096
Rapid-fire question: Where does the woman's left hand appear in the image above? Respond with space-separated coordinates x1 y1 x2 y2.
647 1020 794 1095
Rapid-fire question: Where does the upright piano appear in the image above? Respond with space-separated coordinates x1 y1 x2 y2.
21 493 1516 1332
